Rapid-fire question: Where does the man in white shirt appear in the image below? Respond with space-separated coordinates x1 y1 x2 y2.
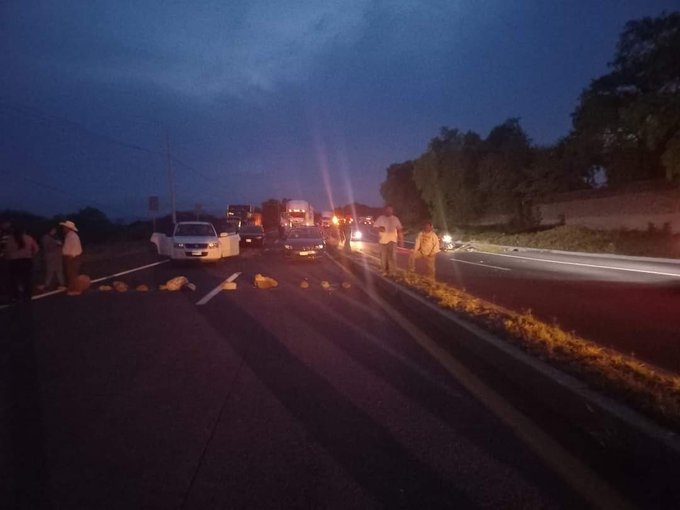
373 205 404 276
60 220 83 295
408 221 440 280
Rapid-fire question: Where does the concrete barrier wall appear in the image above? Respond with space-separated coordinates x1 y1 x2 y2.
537 183 680 232
473 181 680 232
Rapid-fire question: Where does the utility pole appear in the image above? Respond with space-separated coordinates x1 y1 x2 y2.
165 131 177 225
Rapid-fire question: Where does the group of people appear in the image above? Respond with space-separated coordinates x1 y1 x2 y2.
373 205 440 280
1 219 83 302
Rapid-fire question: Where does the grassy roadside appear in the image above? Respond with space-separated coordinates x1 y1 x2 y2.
458 225 680 259
397 272 680 431
354 245 680 431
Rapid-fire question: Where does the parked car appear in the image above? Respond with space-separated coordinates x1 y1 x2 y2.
150 221 239 263
239 224 265 248
282 226 326 260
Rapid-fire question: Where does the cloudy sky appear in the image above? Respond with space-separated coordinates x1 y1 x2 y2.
1 1 677 220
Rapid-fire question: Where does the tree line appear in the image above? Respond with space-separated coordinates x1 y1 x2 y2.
380 12 680 231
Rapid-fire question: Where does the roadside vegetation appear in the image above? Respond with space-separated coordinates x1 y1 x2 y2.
394 270 680 431
380 12 680 243
460 225 680 259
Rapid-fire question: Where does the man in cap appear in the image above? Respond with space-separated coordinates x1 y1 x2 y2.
60 220 83 295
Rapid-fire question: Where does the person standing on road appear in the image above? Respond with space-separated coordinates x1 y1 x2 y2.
373 205 404 276
60 220 83 296
342 219 353 255
408 221 440 280
5 224 39 302
41 226 65 291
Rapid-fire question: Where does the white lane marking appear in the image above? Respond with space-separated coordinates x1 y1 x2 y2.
449 258 511 271
90 259 169 283
356 279 634 509
0 259 170 310
326 255 633 509
475 251 680 278
196 272 241 306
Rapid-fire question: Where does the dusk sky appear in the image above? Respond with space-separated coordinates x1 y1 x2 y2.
2 1 677 220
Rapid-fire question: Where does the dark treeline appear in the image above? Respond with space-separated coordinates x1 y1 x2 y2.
380 12 680 231
1 207 121 244
0 207 226 244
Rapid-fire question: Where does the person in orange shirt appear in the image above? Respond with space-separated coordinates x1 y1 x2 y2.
408 221 440 280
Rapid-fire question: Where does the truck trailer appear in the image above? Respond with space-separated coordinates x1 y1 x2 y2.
285 200 315 227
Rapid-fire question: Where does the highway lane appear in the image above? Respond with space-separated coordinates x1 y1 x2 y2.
3 248 649 509
373 242 680 374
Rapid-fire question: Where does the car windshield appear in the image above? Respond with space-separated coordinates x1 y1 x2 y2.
287 227 321 240
175 224 216 237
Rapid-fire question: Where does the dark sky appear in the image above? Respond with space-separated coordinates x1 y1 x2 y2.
2 1 677 220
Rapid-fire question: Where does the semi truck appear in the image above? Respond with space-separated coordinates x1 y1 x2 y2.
285 200 315 227
226 204 261 229
320 211 334 228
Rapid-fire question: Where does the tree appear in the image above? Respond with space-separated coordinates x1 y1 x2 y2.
477 119 536 227
379 161 429 227
69 207 115 243
570 12 680 183
412 128 485 229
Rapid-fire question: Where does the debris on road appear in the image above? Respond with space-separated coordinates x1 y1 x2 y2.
222 281 237 290
76 274 91 292
300 279 310 288
341 281 352 289
255 273 278 289
165 276 189 291
113 281 129 292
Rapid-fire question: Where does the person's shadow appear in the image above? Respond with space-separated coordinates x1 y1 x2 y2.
3 301 51 508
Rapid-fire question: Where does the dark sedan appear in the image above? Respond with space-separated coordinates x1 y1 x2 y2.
239 225 265 248
282 226 326 260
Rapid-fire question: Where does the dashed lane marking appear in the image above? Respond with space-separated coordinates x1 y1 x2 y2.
196 272 241 306
477 250 680 278
448 258 511 271
328 255 634 510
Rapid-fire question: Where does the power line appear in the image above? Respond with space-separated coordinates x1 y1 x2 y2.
1 98 236 201
0 100 161 157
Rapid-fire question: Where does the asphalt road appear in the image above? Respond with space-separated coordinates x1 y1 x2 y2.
1 244 678 508
369 239 680 374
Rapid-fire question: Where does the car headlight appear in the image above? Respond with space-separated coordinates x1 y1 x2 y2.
315 244 324 249
207 242 218 248
441 234 452 243
173 242 185 248
351 231 362 240
284 244 293 249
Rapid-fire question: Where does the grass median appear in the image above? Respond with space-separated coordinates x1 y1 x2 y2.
396 271 680 431
353 244 680 431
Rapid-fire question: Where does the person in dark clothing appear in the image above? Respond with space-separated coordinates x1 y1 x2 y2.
5 225 39 302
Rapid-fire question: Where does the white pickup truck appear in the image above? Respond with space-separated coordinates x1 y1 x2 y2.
150 221 239 262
